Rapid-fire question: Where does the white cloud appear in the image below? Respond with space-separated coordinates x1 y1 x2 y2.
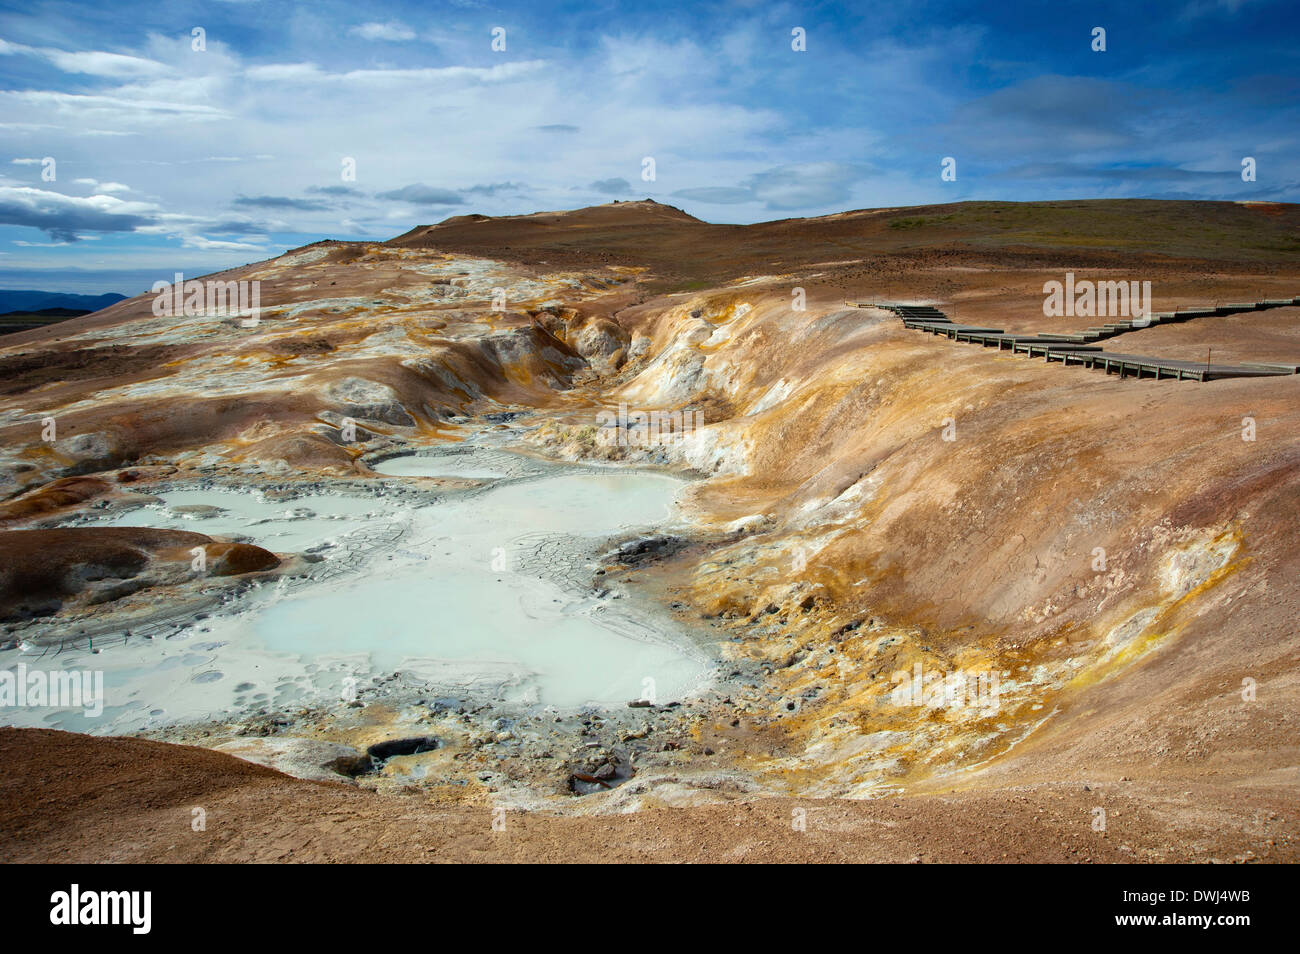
350 21 418 42
0 90 228 121
181 235 267 252
0 38 170 77
41 49 172 78
243 62 324 82
72 178 131 194
0 184 161 240
245 60 547 87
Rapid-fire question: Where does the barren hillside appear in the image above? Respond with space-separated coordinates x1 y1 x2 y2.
2 199 1297 863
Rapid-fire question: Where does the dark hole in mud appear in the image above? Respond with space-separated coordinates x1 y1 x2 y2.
326 754 374 778
366 736 439 762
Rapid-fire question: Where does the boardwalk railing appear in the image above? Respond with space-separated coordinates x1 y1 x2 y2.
848 298 1300 382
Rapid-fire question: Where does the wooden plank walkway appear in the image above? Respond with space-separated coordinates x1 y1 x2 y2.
1058 351 1295 381
851 295 1300 346
848 298 1300 383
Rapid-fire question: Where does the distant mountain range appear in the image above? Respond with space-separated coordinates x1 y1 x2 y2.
0 289 127 314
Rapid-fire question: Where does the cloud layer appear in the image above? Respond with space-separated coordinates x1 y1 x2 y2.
1 0 1296 289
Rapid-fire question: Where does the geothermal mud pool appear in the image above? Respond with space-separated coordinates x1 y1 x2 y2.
1 449 716 738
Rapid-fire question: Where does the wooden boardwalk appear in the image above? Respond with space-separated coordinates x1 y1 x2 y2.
1057 351 1300 381
849 298 1300 383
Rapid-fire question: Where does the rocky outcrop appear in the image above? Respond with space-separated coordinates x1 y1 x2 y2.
0 476 114 525
0 527 279 622
326 377 416 427
206 542 281 576
237 428 360 475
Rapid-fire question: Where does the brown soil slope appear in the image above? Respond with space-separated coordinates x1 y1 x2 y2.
1 728 1290 863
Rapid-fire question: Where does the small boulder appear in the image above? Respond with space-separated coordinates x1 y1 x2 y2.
206 542 280 576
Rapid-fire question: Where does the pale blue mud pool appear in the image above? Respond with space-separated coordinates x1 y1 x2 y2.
96 488 388 550
1 456 713 734
372 456 508 479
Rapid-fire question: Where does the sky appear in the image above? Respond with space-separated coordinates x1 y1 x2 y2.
1 0 1297 293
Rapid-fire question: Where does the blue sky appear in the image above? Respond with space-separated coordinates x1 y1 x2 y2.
1 0 1297 293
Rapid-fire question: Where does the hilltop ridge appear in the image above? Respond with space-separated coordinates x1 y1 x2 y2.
380 198 1300 293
